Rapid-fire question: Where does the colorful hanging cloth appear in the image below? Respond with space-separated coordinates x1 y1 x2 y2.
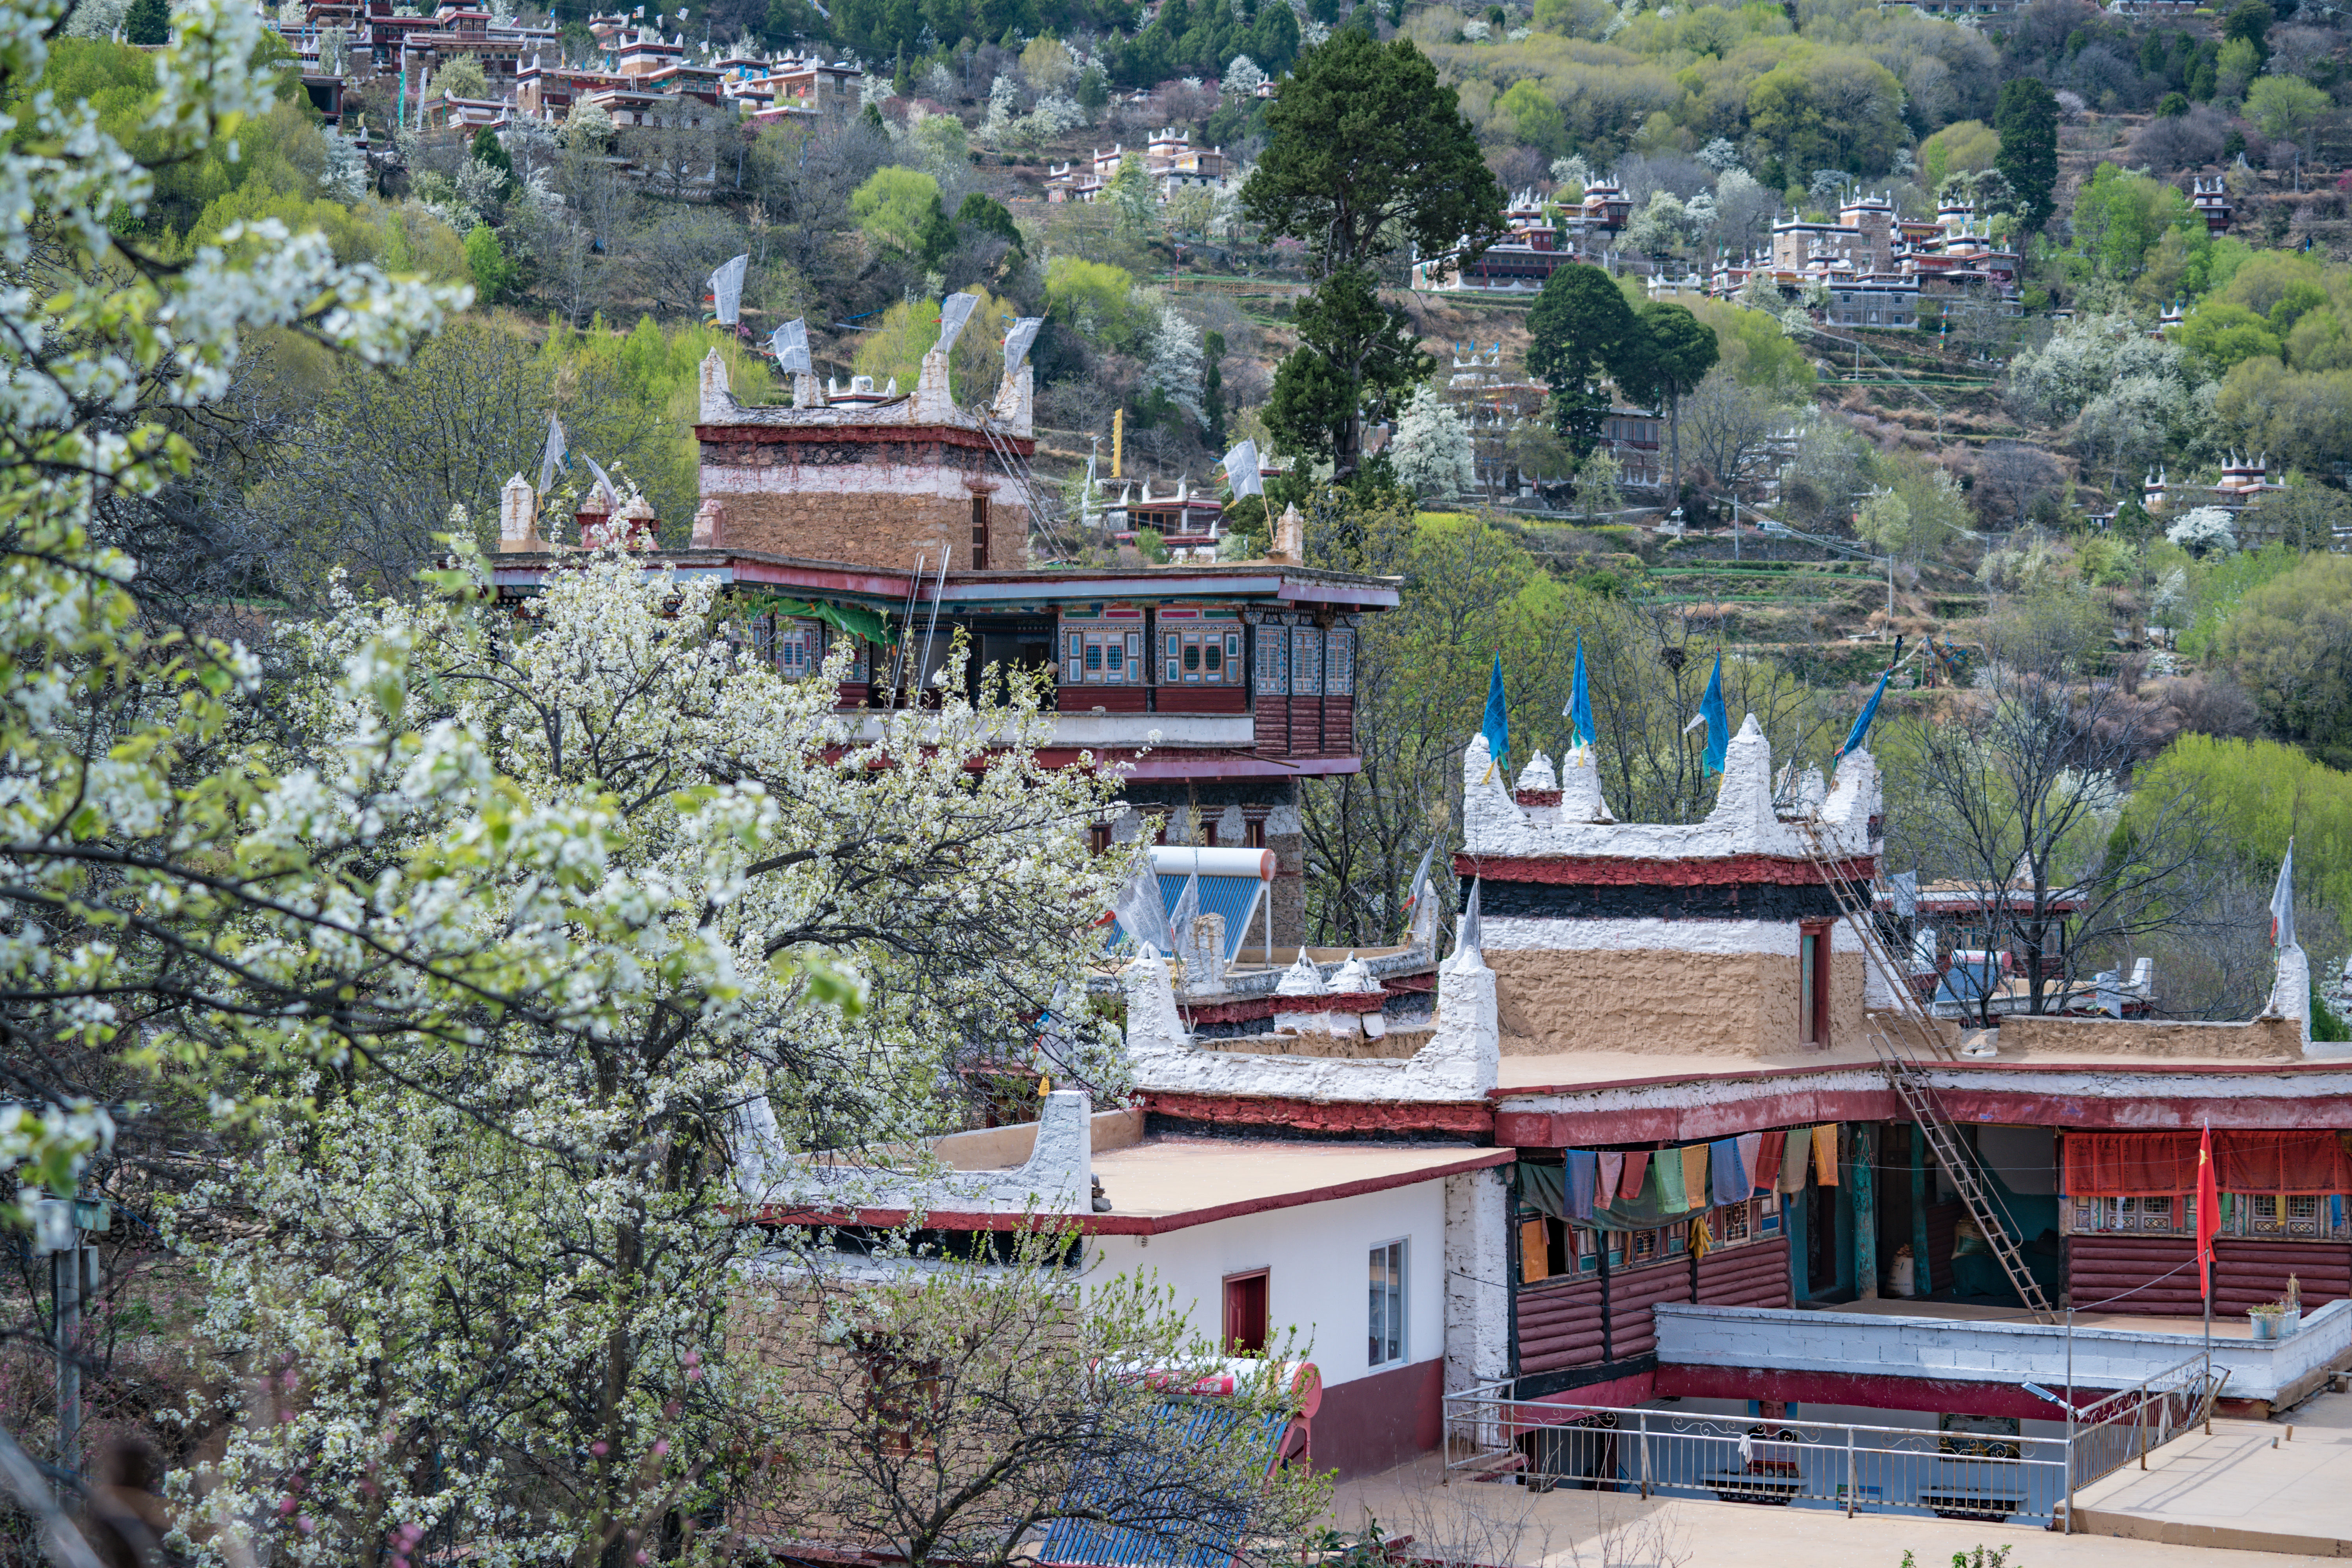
1710 1139 1747 1205
1621 1149 1650 1201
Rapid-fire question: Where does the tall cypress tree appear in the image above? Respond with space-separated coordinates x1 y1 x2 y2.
1995 78 2060 233
1244 31 1504 477
1203 330 1226 452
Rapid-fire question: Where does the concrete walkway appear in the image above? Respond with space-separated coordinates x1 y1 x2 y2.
1329 1426 2352 1565
2070 1389 2352 1555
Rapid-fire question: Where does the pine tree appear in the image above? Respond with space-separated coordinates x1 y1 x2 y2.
1203 330 1227 452
124 0 169 45
1995 78 2059 233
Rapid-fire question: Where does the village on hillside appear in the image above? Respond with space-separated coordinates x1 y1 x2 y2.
13 0 2352 1563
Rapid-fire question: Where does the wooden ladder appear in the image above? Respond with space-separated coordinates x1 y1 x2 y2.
1797 818 2056 1323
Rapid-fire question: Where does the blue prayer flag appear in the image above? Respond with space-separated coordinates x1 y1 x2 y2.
1698 654 1729 775
1481 654 1509 780
1838 668 1891 762
1566 633 1596 751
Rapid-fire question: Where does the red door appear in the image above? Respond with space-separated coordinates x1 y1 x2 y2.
1223 1270 1269 1354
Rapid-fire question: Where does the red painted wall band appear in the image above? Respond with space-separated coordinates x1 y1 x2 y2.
1451 853 1877 887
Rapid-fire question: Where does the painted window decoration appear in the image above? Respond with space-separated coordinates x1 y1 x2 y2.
1162 624 1244 684
1367 1240 1406 1367
1289 626 1324 697
2068 1192 2351 1240
1254 622 1288 695
773 617 823 681
1325 626 1356 696
1062 623 1143 685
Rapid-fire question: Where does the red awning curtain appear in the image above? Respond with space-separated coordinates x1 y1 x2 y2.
2064 1130 2352 1197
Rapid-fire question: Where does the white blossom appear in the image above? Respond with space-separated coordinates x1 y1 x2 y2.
2167 505 2239 557
1145 305 1207 424
1390 383 1477 499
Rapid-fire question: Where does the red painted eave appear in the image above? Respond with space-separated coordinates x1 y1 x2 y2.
757 1146 1513 1236
488 550 1399 609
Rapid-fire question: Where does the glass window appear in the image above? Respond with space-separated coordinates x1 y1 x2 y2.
1368 1240 1405 1367
1203 641 1221 672
1164 633 1180 682
1326 628 1356 695
1183 644 1201 673
1254 625 1288 695
1225 632 1242 670
1290 627 1323 696
1085 643 1103 673
1064 632 1083 686
1632 1230 1656 1263
1105 641 1123 673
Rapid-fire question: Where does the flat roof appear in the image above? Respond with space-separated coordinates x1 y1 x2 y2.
488 548 1401 609
773 1138 1510 1236
1084 1138 1509 1232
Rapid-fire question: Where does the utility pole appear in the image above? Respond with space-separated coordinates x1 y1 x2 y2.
32 1195 105 1484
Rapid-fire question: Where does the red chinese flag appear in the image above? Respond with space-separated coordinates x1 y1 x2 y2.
2196 1123 2220 1300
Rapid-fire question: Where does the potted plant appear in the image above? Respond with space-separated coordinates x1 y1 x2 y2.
2249 1300 2285 1340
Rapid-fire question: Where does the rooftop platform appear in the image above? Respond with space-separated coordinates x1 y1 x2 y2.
766 1096 1506 1237
1082 1136 1507 1232
1328 1449 2352 1567
2073 1388 2352 1555
1652 1299 2351 1413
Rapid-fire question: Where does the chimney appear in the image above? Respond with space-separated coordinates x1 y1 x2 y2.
619 492 658 548
690 496 725 548
576 486 614 547
497 472 541 551
1270 502 1304 563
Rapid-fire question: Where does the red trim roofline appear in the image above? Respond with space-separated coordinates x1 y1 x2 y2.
757 1146 1512 1235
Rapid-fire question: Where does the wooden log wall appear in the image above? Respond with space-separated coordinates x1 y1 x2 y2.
2067 1236 2352 1316
1516 1238 1790 1376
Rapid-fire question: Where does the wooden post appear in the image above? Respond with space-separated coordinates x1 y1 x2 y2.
1912 1122 1933 1298
1853 1124 1879 1299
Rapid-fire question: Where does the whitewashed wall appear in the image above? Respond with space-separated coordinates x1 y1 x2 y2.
1085 1181 1448 1387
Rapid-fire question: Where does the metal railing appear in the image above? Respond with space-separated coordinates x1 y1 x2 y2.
1443 1355 2225 1531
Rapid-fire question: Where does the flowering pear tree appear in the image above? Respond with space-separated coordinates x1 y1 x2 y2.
168 552 1133 1567
0 0 470 1211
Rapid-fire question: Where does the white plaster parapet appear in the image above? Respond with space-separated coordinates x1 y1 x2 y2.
1082 941 1433 1000
697 344 1029 439
742 1089 1094 1216
1559 742 1614 823
1461 719 1879 863
1123 941 1498 1102
1655 1299 2352 1406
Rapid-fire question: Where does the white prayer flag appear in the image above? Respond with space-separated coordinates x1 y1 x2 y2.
2272 838 2297 949
537 412 567 495
1221 439 1263 498
708 252 750 325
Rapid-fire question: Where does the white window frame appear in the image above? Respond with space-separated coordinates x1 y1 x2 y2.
1367 1237 1408 1368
